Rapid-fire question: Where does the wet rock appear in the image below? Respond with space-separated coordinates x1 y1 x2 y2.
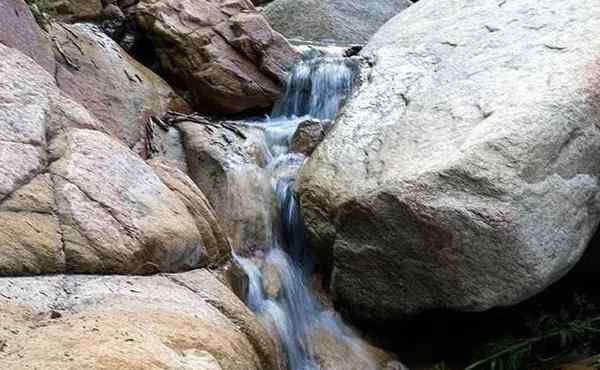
262 262 282 299
222 258 250 302
0 270 282 370
299 0 600 320
133 0 299 114
290 119 329 156
263 0 413 45
310 324 399 370
100 3 126 37
177 117 272 254
49 22 188 155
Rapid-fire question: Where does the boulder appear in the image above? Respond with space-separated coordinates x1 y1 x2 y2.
290 119 328 156
44 0 104 20
0 43 226 275
50 128 208 274
0 43 86 276
149 159 232 266
299 0 600 321
177 118 272 254
0 270 282 370
133 0 299 114
49 22 188 154
0 0 55 74
263 0 413 45
310 324 399 370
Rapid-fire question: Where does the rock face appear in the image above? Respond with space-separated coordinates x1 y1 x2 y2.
177 118 272 253
0 270 282 370
50 129 208 274
133 0 299 114
149 159 231 266
0 0 55 74
263 0 413 45
49 22 186 154
0 43 226 275
299 0 600 321
44 0 104 20
290 119 328 156
310 325 400 370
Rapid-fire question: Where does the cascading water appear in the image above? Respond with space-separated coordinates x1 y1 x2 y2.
235 57 378 370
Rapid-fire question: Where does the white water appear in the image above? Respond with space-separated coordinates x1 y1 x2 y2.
234 57 378 370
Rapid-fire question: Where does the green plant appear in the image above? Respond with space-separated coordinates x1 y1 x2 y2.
432 362 451 370
24 0 53 30
466 294 600 370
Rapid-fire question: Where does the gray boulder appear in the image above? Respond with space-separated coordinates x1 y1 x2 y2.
263 0 413 45
299 0 600 320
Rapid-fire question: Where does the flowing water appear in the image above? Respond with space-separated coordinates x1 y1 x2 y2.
234 57 379 370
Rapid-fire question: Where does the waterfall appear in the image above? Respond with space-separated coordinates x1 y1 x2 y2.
234 57 379 370
272 58 354 121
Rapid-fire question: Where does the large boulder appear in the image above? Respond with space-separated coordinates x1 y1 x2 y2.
0 270 282 369
50 128 208 274
0 3 185 154
49 22 187 154
133 0 299 114
177 118 272 254
299 0 600 321
149 159 232 266
0 43 226 275
263 0 413 45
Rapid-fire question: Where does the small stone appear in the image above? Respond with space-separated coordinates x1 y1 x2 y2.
50 310 62 319
290 119 328 156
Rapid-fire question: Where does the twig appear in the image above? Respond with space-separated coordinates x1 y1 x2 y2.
124 69 137 83
52 38 79 71
150 116 169 131
163 113 247 139
59 23 80 40
465 339 537 370
68 37 84 56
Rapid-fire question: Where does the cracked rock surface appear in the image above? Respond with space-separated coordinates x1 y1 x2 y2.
49 22 188 154
133 0 299 114
0 270 282 370
299 0 600 320
0 42 228 275
263 0 413 45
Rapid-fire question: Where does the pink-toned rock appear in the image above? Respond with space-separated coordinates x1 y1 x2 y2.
49 22 188 154
0 43 226 276
0 0 54 74
134 0 299 114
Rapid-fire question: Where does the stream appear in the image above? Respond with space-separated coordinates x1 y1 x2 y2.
234 56 379 370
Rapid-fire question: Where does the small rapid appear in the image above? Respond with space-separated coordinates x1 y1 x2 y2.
234 56 378 370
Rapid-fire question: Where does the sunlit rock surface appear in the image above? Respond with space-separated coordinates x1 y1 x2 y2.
299 0 600 320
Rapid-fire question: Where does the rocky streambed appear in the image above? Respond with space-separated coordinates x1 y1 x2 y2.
1 0 600 369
